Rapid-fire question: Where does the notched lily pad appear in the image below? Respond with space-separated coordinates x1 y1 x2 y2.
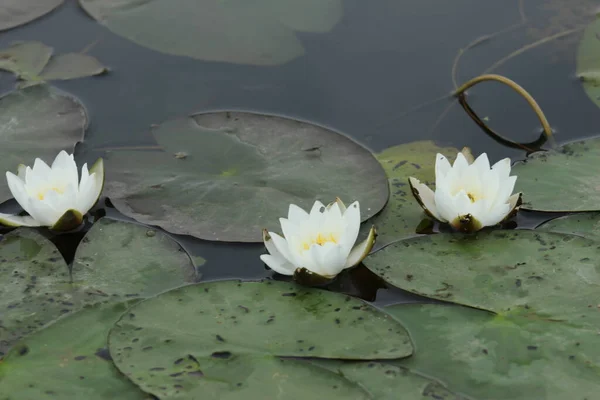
513 137 600 212
389 304 600 400
99 111 388 242
0 218 196 355
0 302 147 400
0 85 87 204
537 212 600 241
368 141 458 249
78 0 342 66
0 0 63 31
107 280 412 398
364 230 600 329
0 41 107 85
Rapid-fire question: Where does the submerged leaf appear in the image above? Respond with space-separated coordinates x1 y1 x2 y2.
97 111 388 242
77 0 342 65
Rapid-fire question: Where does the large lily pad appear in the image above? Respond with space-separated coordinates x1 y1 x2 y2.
537 212 600 241
0 218 196 355
388 304 600 400
100 111 388 242
108 280 412 398
78 0 342 66
0 85 87 204
512 138 600 212
0 302 147 400
576 15 600 109
313 359 466 400
0 0 63 31
369 141 458 249
0 41 107 84
363 230 600 329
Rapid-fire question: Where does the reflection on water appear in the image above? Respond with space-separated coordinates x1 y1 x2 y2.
0 0 599 304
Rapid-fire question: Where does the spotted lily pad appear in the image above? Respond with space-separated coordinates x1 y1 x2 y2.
363 230 600 329
0 302 148 399
368 141 458 249
107 280 412 398
512 138 600 212
0 0 63 31
388 304 600 400
78 0 342 66
0 41 107 85
0 218 196 355
0 85 87 204
537 212 600 241
97 111 388 242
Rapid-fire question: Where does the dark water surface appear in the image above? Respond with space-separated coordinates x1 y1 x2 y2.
1 0 599 305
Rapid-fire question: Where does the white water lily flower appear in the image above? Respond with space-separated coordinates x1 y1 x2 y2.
0 151 104 231
408 151 521 233
260 199 376 281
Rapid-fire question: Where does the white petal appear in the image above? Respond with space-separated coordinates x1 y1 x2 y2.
493 175 517 206
507 193 521 211
0 213 42 227
31 158 52 178
27 199 60 226
78 163 90 191
311 242 346 277
408 177 442 221
479 203 510 227
308 200 326 225
344 226 376 269
6 172 36 217
452 152 470 173
260 254 295 276
287 203 308 224
269 232 295 264
491 157 512 180
435 153 452 183
471 153 491 172
77 159 104 214
451 190 474 218
279 218 299 241
433 186 453 223
339 201 360 254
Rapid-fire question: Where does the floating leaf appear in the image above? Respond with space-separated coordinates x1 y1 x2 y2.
577 16 600 109
0 41 107 85
108 280 412 398
0 0 63 31
537 212 600 241
313 359 466 400
513 138 600 212
0 85 86 204
388 304 600 400
98 112 388 242
0 218 196 355
368 141 458 249
78 0 342 66
364 230 600 329
0 302 147 399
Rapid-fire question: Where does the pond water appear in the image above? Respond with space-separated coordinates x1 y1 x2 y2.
1 0 599 304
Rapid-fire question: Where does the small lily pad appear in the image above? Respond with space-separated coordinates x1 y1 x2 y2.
108 280 412 398
0 85 87 204
537 212 600 241
0 302 147 399
0 0 63 31
576 15 600 109
512 138 600 212
99 111 388 242
0 218 196 355
78 0 342 66
364 230 600 329
388 304 600 400
0 41 107 85
368 141 458 249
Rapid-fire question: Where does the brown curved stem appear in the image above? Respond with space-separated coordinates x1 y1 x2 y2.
454 74 554 149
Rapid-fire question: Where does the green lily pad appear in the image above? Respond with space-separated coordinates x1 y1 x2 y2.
108 280 412 398
368 141 458 249
388 304 600 400
0 218 196 355
0 0 63 31
77 0 342 66
0 41 107 84
363 230 600 329
0 302 148 399
576 15 600 109
512 138 600 212
313 359 466 400
0 85 87 204
537 212 600 241
99 111 388 242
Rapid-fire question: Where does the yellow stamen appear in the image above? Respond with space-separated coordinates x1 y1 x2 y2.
302 233 338 251
37 187 65 201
